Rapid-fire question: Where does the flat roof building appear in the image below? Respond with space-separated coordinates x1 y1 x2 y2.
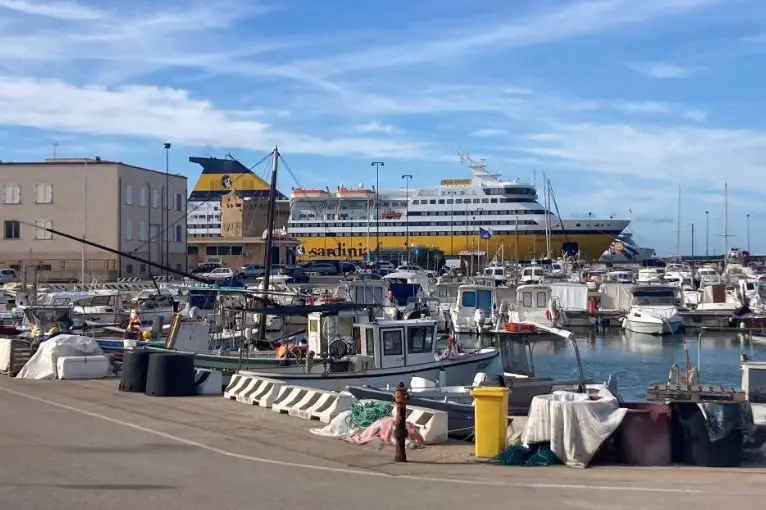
0 158 187 282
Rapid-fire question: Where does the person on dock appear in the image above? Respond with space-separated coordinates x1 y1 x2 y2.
123 311 141 340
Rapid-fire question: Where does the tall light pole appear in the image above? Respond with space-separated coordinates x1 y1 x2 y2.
163 142 171 278
705 210 709 257
747 213 751 253
371 161 384 265
401 174 412 263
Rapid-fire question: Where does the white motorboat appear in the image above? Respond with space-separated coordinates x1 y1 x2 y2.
449 284 498 334
622 285 684 336
520 263 545 285
506 284 567 328
636 268 664 285
242 318 500 392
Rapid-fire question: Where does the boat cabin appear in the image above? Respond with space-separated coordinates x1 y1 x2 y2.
516 284 552 310
307 309 371 357
456 284 495 316
351 319 438 369
520 265 545 284
382 271 429 306
606 270 634 284
631 285 675 306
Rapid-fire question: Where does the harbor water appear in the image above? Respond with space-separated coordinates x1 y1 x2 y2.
530 329 762 401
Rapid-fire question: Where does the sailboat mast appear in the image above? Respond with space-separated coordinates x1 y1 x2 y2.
675 186 681 261
257 147 280 342
723 182 729 267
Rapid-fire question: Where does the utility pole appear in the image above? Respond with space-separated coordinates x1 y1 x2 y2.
371 161 384 266
747 213 751 253
164 142 171 277
402 174 412 263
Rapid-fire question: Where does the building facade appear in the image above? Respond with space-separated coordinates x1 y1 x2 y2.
0 158 187 282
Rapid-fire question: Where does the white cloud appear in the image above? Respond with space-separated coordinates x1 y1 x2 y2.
523 122 766 189
355 121 394 134
612 101 671 114
627 61 703 79
683 109 708 122
290 0 727 78
0 76 431 159
0 0 103 20
471 129 509 137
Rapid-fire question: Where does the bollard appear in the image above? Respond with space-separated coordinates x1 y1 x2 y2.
394 381 409 462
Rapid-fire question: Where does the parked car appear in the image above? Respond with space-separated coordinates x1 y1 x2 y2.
301 262 339 276
0 268 18 284
201 267 241 281
240 264 265 278
191 262 221 275
281 266 310 284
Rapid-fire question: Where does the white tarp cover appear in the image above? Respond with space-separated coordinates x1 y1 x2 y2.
599 283 635 312
521 390 627 468
16 335 105 380
549 283 589 311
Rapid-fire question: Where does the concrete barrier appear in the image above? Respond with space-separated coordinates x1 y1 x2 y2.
392 404 449 444
223 372 286 407
194 369 223 395
271 386 353 423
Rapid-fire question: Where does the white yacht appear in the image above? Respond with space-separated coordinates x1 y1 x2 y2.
637 268 664 285
622 285 684 336
664 263 693 285
520 263 545 284
605 270 634 284
696 266 722 286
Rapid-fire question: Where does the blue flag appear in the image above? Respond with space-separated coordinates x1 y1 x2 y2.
479 227 492 240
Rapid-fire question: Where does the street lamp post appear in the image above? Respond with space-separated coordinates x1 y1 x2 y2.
371 161 384 265
163 142 171 278
705 211 709 257
401 174 412 263
747 214 751 253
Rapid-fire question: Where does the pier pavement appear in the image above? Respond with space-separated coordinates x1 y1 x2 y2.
0 377 764 510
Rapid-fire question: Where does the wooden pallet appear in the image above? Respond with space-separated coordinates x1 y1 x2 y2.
0 340 32 377
646 384 747 404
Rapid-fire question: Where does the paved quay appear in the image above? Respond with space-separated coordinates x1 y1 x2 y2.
1 377 765 510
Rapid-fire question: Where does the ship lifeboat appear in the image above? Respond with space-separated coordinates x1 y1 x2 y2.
380 209 403 220
337 187 374 196
291 188 329 197
503 322 536 333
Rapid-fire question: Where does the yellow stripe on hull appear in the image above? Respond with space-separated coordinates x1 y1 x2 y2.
296 234 617 261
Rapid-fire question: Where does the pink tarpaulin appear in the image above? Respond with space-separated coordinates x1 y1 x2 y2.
345 417 425 449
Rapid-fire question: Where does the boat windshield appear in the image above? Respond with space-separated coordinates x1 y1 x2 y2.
632 289 675 306
759 284 766 300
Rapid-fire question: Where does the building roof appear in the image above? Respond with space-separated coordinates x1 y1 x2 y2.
188 156 286 202
0 158 187 179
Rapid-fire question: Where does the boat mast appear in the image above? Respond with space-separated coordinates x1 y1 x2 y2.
723 182 729 271
544 174 551 259
675 186 681 262
257 147 279 342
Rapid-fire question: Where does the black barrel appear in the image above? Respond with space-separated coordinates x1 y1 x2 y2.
118 349 155 393
144 353 197 397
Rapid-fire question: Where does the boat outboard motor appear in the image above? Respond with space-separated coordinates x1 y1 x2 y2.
728 305 752 327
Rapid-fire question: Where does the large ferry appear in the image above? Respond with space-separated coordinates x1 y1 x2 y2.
288 153 629 261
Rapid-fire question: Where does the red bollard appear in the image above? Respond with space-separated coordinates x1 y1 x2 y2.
394 382 409 462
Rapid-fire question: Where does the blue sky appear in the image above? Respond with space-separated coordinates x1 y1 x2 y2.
1 0 765 256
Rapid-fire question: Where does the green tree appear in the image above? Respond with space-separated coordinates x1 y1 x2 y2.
411 247 445 271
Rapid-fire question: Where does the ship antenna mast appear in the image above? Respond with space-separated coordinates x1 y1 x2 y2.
457 149 501 180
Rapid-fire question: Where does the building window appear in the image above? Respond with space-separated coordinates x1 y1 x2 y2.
3 220 20 239
2 184 21 204
139 187 147 207
139 221 147 241
126 220 133 241
35 183 53 204
139 264 146 273
176 193 183 211
152 189 159 208
125 184 133 205
126 264 133 274
175 225 183 242
34 220 52 239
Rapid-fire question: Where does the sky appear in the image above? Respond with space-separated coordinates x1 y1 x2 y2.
1 0 765 256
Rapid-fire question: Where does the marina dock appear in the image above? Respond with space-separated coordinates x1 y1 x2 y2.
1 376 765 510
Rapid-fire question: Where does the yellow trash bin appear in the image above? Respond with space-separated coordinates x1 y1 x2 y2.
471 386 510 458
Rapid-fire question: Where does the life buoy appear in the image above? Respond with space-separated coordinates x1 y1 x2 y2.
545 309 561 322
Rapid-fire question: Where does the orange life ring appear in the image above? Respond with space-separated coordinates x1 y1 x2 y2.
545 309 561 322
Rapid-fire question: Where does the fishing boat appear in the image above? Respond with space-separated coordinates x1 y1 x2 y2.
243 318 499 392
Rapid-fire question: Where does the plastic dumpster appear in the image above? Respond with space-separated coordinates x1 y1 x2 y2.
471 386 510 458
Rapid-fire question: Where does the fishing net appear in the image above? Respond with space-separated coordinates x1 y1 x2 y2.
493 443 561 467
350 401 393 429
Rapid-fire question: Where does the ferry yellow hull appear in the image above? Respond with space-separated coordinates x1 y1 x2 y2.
295 233 618 261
